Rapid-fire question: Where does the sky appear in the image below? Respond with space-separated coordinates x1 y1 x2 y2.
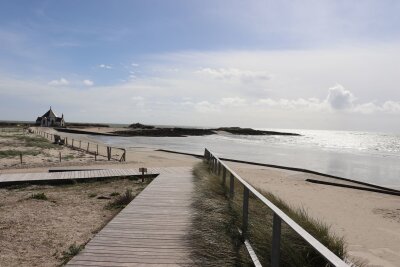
1 0 400 132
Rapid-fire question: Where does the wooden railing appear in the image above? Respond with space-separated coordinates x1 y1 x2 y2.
204 148 349 267
31 127 126 162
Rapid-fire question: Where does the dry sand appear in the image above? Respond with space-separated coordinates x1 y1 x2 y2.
0 178 148 267
227 161 400 267
0 130 110 171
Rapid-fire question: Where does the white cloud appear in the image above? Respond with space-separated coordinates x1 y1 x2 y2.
131 63 139 67
197 68 271 83
99 64 112 69
195 101 220 113
48 78 69 86
326 84 355 110
256 97 326 111
83 79 94 86
219 97 247 107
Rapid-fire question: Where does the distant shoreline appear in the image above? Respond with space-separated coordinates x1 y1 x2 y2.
54 124 301 137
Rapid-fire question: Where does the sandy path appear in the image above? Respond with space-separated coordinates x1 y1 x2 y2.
227 161 400 267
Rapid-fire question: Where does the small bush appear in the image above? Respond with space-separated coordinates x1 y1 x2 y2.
63 155 75 160
106 189 134 209
60 243 84 264
30 192 48 200
110 192 120 197
88 193 97 198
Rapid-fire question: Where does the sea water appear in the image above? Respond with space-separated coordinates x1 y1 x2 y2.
93 129 400 189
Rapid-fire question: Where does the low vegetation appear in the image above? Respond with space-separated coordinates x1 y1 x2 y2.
0 150 40 158
30 192 48 200
191 162 348 266
60 243 84 265
106 189 135 209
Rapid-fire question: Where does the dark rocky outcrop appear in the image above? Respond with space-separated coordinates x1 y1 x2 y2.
113 127 215 137
128 123 155 129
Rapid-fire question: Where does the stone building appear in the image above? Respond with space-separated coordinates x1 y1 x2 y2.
35 107 65 127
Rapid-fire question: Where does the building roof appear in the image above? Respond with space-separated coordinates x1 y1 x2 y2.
41 107 58 118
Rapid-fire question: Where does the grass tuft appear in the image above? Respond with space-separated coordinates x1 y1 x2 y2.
110 192 120 197
30 192 48 200
60 243 84 265
106 189 135 209
88 193 97 198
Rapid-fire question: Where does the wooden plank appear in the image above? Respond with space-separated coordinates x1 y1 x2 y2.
67 169 194 266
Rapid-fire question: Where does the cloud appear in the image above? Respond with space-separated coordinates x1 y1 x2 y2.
194 101 220 113
83 79 94 86
326 84 355 110
197 68 271 83
256 97 326 111
99 64 112 69
219 97 247 107
131 63 139 67
48 78 69 86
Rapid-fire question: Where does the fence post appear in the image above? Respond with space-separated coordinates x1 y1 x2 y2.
20 153 22 165
271 213 282 267
59 152 61 163
229 173 235 198
97 144 99 155
95 153 97 161
242 187 249 240
79 140 81 149
72 139 74 148
87 142 89 152
107 147 111 161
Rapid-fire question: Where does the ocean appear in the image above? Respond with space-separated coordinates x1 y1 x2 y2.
92 129 400 190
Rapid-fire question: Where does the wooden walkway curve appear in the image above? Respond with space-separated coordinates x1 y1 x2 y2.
67 167 194 266
0 168 160 185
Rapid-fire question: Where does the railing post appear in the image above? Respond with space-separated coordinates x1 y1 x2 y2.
242 187 249 240
222 167 226 185
229 173 235 198
218 162 221 176
271 213 282 267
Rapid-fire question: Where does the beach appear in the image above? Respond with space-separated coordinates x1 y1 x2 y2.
1 128 399 266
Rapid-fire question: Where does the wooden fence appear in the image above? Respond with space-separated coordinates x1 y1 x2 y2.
31 127 126 162
204 148 348 267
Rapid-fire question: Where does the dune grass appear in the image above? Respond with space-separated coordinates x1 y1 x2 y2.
0 150 41 158
190 162 252 266
191 162 348 266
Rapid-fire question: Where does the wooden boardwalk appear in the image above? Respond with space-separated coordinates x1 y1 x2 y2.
67 166 194 266
0 168 162 185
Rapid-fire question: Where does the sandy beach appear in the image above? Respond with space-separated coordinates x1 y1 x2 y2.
1 128 399 266
227 162 400 266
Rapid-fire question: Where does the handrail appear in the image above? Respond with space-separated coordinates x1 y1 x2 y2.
204 148 349 267
30 127 126 162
